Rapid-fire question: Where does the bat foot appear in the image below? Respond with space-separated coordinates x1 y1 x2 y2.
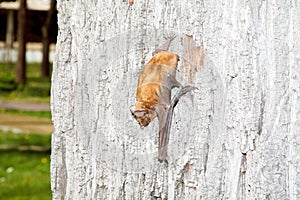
158 155 169 164
170 85 196 108
158 147 169 163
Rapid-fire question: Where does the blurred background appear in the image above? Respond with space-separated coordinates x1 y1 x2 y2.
0 0 57 199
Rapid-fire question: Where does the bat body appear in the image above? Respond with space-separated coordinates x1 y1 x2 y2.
131 39 195 162
133 51 180 126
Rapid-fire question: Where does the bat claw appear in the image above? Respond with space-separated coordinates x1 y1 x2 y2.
158 156 168 164
182 85 197 93
158 148 169 163
170 85 196 107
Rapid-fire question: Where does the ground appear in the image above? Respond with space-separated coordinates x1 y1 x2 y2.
0 101 52 199
0 101 50 111
0 101 53 134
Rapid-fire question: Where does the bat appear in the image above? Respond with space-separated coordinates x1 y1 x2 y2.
130 36 196 162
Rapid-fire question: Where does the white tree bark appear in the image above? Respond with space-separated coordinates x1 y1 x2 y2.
51 0 300 199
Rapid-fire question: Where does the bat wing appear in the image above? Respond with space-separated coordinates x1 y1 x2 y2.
152 35 176 55
158 86 197 162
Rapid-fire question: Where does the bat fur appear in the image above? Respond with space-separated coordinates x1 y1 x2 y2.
131 36 196 162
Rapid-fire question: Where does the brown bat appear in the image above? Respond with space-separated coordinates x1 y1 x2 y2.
130 36 196 162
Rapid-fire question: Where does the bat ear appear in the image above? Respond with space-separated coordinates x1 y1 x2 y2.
133 110 147 118
130 106 147 118
130 105 136 114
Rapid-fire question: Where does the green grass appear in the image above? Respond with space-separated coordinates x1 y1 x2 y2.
0 62 51 103
0 62 52 199
0 131 51 150
0 108 52 119
0 131 51 199
0 151 51 200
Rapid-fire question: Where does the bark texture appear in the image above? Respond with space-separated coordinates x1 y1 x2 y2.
51 0 300 199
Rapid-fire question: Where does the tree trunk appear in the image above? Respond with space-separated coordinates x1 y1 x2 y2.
41 0 56 77
51 1 300 199
4 10 14 63
5 10 14 48
15 0 27 84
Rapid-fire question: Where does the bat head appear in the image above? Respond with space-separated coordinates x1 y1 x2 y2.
130 105 156 127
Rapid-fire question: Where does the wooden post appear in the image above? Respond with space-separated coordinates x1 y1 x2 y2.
16 0 27 84
4 10 14 63
5 10 14 48
41 0 56 77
